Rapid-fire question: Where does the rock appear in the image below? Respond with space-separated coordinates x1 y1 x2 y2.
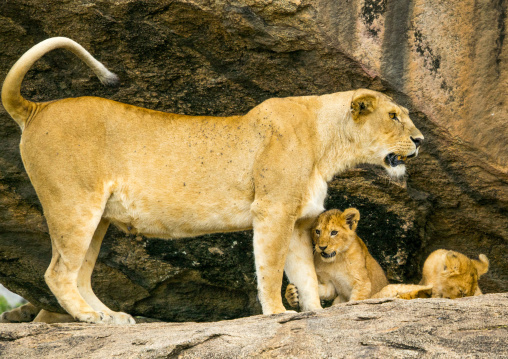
0 293 507 358
0 0 506 321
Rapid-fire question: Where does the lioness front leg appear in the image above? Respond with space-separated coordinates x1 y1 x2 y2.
284 219 322 311
252 201 297 315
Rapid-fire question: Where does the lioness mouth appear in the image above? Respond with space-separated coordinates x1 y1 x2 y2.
385 153 409 167
321 251 336 259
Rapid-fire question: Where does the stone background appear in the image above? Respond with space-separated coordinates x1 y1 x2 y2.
0 0 506 321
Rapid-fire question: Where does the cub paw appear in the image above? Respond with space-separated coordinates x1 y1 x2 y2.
285 283 300 308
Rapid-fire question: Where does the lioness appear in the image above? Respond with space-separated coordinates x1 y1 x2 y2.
420 249 489 298
2 37 423 324
286 208 389 307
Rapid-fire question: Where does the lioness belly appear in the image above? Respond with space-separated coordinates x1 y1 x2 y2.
102 180 255 238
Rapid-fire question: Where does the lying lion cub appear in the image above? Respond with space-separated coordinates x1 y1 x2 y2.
371 248 490 299
419 249 489 298
286 208 388 307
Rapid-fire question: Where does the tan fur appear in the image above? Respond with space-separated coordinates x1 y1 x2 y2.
0 302 74 323
0 303 39 323
2 37 423 324
420 249 489 298
371 284 433 299
33 309 75 323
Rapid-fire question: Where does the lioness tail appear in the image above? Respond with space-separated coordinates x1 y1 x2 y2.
2 37 119 130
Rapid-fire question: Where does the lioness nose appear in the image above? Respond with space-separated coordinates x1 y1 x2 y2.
319 245 327 251
411 137 423 149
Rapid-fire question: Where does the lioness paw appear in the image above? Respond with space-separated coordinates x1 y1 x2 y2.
285 283 300 308
108 311 136 325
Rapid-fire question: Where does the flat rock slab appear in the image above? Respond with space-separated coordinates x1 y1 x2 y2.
0 293 506 358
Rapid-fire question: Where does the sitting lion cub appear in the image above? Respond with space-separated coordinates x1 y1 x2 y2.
286 208 388 307
419 249 489 298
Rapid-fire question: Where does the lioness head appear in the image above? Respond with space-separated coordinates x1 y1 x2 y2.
422 249 489 299
349 89 424 178
311 208 360 263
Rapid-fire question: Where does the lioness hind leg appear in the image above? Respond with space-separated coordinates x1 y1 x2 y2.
0 302 40 323
42 195 120 324
33 309 74 323
77 218 135 324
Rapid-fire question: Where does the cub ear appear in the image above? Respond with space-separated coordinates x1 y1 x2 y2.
351 90 377 121
443 251 461 276
342 208 360 231
473 254 489 277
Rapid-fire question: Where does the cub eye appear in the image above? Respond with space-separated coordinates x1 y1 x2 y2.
330 230 338 236
389 112 399 121
315 229 321 235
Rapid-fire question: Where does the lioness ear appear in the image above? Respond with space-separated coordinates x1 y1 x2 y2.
343 208 360 231
351 91 377 121
443 251 461 276
473 254 489 277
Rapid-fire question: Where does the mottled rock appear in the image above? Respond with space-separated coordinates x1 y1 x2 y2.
0 0 506 321
0 293 507 358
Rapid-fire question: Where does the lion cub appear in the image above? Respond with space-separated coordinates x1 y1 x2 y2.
286 208 388 307
419 249 489 298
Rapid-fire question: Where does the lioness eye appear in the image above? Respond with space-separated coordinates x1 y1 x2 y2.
330 230 338 236
315 229 321 235
389 113 399 121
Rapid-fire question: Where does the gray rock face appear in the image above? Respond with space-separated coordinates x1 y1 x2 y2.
0 294 507 358
0 0 506 321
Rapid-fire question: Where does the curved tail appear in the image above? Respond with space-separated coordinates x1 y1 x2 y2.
2 37 119 130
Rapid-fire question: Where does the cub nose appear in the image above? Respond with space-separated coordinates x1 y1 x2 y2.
319 245 327 251
411 136 423 149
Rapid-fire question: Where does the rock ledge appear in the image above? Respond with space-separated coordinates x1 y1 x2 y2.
0 293 506 358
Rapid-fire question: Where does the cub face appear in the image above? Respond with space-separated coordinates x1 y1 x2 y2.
311 208 360 263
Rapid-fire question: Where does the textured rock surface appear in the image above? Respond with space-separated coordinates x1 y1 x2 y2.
0 293 507 358
0 0 506 321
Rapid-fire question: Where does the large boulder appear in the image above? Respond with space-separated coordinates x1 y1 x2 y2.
0 294 507 358
0 0 506 321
